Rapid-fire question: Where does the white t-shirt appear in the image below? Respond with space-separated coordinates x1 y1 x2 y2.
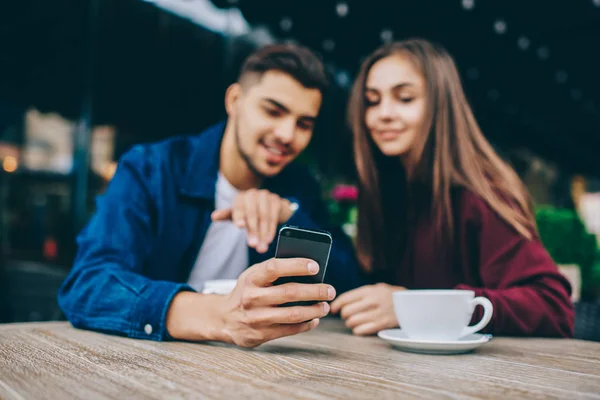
186 172 248 292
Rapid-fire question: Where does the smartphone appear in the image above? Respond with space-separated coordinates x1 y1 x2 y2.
273 225 333 306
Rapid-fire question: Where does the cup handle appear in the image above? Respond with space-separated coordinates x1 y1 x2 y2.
460 296 493 338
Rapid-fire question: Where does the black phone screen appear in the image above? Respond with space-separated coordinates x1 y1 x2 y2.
273 227 332 305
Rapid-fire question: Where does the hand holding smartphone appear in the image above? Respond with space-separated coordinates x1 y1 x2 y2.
273 225 333 306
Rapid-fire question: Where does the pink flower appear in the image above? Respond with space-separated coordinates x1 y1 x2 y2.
331 184 358 203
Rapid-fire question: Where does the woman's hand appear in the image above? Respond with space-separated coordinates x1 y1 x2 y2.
330 283 405 336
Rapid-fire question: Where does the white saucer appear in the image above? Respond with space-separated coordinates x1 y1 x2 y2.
377 329 492 355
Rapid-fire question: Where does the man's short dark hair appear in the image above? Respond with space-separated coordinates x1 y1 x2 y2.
238 43 329 94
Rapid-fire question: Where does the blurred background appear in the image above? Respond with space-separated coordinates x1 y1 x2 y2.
0 0 599 338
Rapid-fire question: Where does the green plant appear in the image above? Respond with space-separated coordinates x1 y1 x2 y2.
536 206 600 299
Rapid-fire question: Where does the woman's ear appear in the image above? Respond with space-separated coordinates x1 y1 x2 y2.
224 83 242 117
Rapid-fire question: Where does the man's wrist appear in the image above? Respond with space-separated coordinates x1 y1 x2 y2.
166 292 228 342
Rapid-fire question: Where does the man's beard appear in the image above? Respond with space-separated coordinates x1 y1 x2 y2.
234 115 266 180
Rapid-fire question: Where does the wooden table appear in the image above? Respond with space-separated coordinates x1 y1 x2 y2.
1 318 599 399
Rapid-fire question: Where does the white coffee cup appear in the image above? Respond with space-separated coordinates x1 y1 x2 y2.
202 279 237 295
392 290 493 341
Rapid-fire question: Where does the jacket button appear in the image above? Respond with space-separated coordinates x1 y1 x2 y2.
144 324 153 335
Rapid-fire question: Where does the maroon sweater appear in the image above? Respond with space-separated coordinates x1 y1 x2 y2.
389 189 575 337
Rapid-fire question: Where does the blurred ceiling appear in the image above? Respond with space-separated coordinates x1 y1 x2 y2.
0 0 228 142
213 0 600 175
0 0 599 176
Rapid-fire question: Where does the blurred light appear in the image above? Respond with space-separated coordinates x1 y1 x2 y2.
594 0 600 7
102 162 118 182
462 0 475 10
467 67 480 80
43 237 58 260
2 156 18 173
336 70 351 88
336 2 349 17
488 89 500 101
517 36 530 50
380 29 393 43
537 47 550 60
571 89 583 101
494 20 507 34
555 70 568 84
248 26 273 45
148 0 252 36
280 17 293 32
322 39 336 52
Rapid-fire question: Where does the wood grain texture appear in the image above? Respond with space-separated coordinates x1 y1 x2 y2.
1 319 599 399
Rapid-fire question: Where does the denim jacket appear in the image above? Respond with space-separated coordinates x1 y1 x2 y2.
58 121 362 341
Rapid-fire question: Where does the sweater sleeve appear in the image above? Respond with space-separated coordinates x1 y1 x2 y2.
455 192 575 337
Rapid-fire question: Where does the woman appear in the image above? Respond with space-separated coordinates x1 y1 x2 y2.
330 39 574 337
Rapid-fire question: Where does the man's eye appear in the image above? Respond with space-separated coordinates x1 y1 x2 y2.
298 122 313 130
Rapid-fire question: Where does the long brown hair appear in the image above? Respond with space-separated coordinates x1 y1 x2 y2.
348 38 537 273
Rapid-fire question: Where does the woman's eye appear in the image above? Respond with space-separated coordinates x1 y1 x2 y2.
264 108 280 116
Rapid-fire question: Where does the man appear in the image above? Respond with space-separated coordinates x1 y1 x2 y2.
58 44 362 348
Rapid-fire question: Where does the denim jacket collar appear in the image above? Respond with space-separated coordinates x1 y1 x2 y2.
176 120 225 200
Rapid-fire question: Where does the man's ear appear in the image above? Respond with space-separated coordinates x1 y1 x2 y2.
224 83 242 118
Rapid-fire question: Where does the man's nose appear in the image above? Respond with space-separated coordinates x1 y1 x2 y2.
274 119 296 143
